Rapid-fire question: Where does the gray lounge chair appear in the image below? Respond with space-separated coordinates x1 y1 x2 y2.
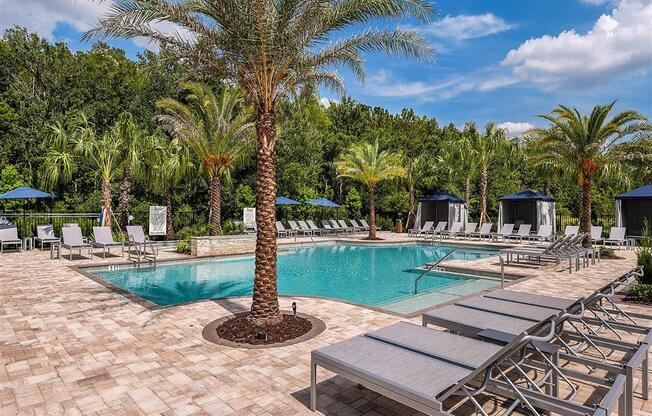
530 224 553 243
61 226 93 260
491 223 514 242
339 219 359 234
409 220 433 237
299 220 320 236
307 220 327 235
359 219 380 232
440 221 463 239
564 225 579 236
590 226 604 243
92 226 125 258
349 219 367 232
506 223 531 243
468 222 492 240
430 221 447 238
288 220 312 236
276 221 292 237
125 225 158 256
604 227 627 249
331 219 353 234
343 219 364 234
312 316 626 416
321 220 343 234
35 225 60 250
461 222 478 238
0 227 23 253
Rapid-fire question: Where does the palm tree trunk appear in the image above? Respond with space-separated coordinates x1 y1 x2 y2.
406 188 415 230
369 185 377 239
101 179 112 227
579 174 592 234
118 167 131 229
165 185 174 239
209 176 222 235
464 176 471 206
250 110 281 325
479 166 488 224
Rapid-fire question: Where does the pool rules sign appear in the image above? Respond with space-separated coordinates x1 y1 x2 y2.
149 206 167 236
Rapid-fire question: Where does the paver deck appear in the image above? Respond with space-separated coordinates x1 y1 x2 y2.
0 232 649 415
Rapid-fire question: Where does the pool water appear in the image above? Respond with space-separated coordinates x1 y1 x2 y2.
90 243 500 314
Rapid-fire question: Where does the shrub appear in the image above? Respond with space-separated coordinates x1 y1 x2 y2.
176 240 191 254
176 223 211 240
223 220 246 235
628 284 652 303
598 246 616 258
374 216 394 231
636 219 652 284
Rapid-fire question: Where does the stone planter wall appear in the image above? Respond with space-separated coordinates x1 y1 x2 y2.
191 235 256 257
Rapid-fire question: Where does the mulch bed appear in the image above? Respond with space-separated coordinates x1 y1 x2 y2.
214 314 312 346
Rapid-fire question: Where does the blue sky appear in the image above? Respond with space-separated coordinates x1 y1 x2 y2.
2 0 651 135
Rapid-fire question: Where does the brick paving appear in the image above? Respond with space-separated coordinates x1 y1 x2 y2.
0 233 650 415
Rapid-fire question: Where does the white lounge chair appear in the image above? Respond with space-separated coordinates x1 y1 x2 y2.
409 220 433 237
440 222 463 239
506 224 532 243
0 226 23 253
604 227 627 249
62 226 93 260
307 220 327 235
330 219 352 234
430 221 447 238
590 226 604 243
564 225 579 236
529 224 553 243
359 219 380 232
321 220 344 234
468 223 492 240
491 224 514 242
289 220 312 236
125 225 158 256
461 222 478 238
92 226 124 258
349 219 367 232
35 225 60 250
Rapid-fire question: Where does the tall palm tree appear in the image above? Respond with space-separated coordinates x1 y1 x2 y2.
148 135 194 239
87 0 434 324
115 113 147 229
336 141 405 239
42 114 122 226
403 155 431 230
155 83 254 236
528 102 650 233
444 123 479 205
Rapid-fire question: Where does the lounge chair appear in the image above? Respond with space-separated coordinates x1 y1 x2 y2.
429 221 447 238
276 221 290 237
564 225 579 236
125 225 158 256
288 220 312 236
461 222 478 238
312 315 626 416
307 220 327 235
439 221 463 239
339 219 359 234
349 219 367 233
321 220 344 234
408 220 433 237
61 226 93 260
529 224 553 243
490 223 514 242
0 226 23 253
500 234 586 272
330 219 352 234
35 225 60 250
506 223 532 243
468 222 492 240
604 227 628 249
359 219 380 232
92 226 124 258
299 220 320 236
591 226 604 243
343 219 364 234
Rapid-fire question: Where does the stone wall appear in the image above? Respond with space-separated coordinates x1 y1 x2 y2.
191 235 256 257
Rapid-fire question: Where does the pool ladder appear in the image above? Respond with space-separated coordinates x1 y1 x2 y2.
413 249 455 294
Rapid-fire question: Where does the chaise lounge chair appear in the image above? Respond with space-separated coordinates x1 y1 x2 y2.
330 220 352 234
439 221 463 239
468 222 492 240
461 222 478 239
529 224 553 243
591 226 604 244
276 221 293 237
604 227 628 249
506 223 532 243
564 225 579 236
299 220 320 236
35 225 60 250
125 225 158 256
92 226 125 258
491 223 514 242
321 220 344 235
289 220 312 236
359 219 381 232
408 220 433 237
62 226 93 260
0 226 23 253
307 220 327 235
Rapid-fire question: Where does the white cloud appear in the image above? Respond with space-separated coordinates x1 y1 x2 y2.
497 122 536 137
319 97 337 108
579 0 614 5
502 0 652 90
418 13 514 40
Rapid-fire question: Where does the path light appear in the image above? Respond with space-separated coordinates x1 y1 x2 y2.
292 302 297 317
255 329 267 341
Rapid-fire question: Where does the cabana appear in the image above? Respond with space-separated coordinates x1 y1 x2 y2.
415 192 467 229
498 189 555 233
615 185 652 237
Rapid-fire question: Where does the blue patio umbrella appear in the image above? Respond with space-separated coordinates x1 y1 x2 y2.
0 186 55 199
275 196 300 205
306 198 342 220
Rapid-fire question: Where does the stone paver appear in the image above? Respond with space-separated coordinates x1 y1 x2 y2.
0 233 649 415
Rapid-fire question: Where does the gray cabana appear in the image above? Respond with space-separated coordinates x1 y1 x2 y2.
415 192 467 229
615 185 652 237
498 189 555 232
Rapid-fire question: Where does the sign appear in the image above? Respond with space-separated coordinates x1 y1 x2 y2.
243 208 256 229
149 206 167 236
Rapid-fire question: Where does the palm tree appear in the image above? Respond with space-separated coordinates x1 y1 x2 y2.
336 141 405 239
155 83 254 236
43 114 122 226
403 155 430 230
528 102 650 233
444 123 479 206
147 135 194 239
116 113 147 229
87 0 434 324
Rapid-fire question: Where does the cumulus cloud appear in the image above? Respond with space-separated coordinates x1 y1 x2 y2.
501 0 652 90
418 13 514 40
319 97 337 108
497 122 536 137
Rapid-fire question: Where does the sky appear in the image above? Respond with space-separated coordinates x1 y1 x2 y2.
1 0 651 136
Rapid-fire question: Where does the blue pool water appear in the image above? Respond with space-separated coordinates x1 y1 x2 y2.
90 244 499 312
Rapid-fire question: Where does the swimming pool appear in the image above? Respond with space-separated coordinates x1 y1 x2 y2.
89 243 501 315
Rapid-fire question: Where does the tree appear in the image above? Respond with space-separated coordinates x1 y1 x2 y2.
528 102 650 234
115 113 147 228
403 155 430 229
155 83 254 236
87 0 435 324
444 123 478 206
42 113 122 226
148 135 194 238
336 141 405 239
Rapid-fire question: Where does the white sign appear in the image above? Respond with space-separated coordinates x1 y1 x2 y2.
243 208 256 229
149 206 167 236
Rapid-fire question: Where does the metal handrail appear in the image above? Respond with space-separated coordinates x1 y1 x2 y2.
414 249 455 294
497 253 505 289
